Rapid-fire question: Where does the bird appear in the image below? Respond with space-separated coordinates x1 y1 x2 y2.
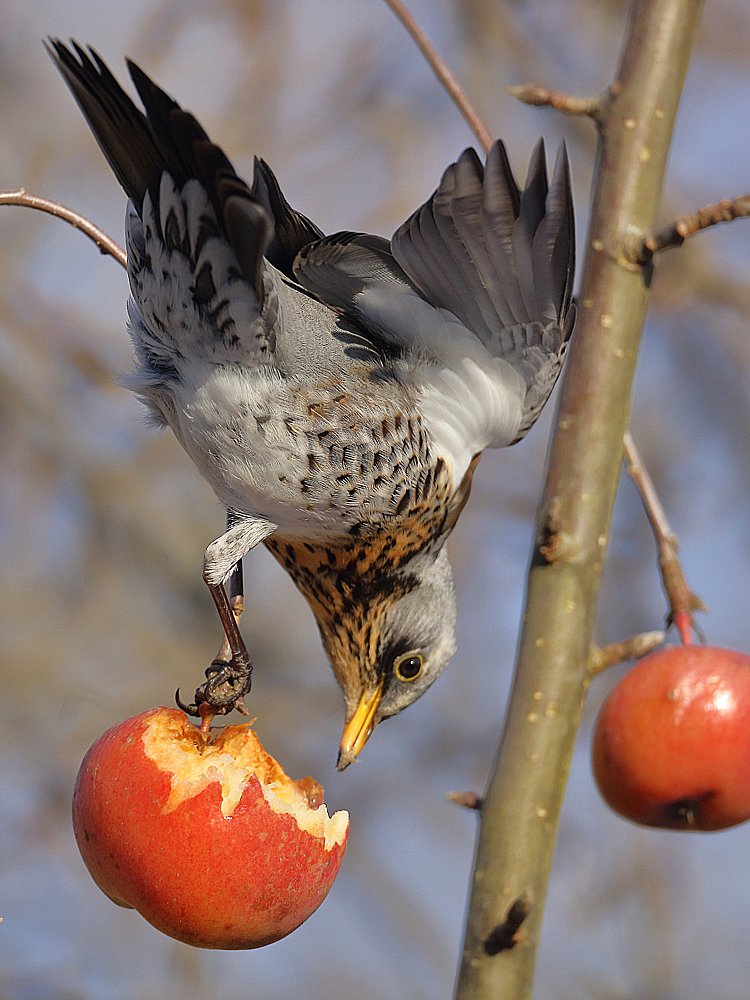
48 39 576 769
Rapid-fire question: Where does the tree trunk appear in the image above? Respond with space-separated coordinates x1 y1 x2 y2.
454 2 705 997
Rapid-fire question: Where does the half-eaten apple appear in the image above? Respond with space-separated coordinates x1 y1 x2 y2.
73 707 349 948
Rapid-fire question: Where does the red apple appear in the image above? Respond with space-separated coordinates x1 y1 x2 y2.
73 707 349 948
592 645 750 830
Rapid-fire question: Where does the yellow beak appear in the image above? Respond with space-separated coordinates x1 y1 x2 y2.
337 680 384 770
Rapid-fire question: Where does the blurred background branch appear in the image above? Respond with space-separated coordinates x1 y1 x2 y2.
0 189 127 265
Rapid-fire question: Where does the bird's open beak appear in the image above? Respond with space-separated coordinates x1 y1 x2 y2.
337 680 384 770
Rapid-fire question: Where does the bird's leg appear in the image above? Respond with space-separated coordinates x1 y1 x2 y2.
204 563 252 708
213 558 244 666
177 513 276 724
177 562 253 724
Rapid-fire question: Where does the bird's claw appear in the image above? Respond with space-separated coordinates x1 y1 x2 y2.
176 656 253 720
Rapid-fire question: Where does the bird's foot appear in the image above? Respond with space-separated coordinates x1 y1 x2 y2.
177 567 252 729
177 653 253 727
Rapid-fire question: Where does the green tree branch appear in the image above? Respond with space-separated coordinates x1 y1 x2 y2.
453 1 705 997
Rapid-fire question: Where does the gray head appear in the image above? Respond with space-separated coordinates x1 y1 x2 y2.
328 545 458 769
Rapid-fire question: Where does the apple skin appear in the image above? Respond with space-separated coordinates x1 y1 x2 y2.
592 646 750 831
73 707 348 948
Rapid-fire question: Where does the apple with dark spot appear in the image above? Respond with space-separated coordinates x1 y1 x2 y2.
73 707 348 947
592 645 750 831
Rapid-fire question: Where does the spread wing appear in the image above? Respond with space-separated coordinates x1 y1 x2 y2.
294 139 576 458
47 40 322 387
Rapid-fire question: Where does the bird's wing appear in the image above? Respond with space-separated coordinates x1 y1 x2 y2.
393 139 576 442
250 157 324 277
294 140 576 464
393 140 575 345
47 40 320 374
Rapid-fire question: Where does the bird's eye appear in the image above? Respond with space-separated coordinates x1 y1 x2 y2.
393 652 424 682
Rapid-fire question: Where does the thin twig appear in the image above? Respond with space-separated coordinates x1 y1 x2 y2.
506 83 602 118
627 194 750 264
589 630 665 676
623 431 706 643
381 0 493 154
446 790 483 811
0 189 127 269
623 431 677 547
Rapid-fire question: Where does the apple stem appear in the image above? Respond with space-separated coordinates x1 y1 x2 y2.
199 703 216 735
623 433 706 641
674 610 694 647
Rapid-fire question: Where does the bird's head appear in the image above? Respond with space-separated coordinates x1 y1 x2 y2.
312 546 458 770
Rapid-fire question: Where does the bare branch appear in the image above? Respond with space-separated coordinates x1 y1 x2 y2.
0 189 127 269
381 0 493 154
623 431 707 644
455 1 705 996
506 83 603 118
589 630 665 675
627 194 750 264
623 431 677 547
383 0 604 153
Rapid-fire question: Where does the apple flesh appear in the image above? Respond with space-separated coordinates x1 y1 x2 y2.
73 707 349 948
592 646 750 831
